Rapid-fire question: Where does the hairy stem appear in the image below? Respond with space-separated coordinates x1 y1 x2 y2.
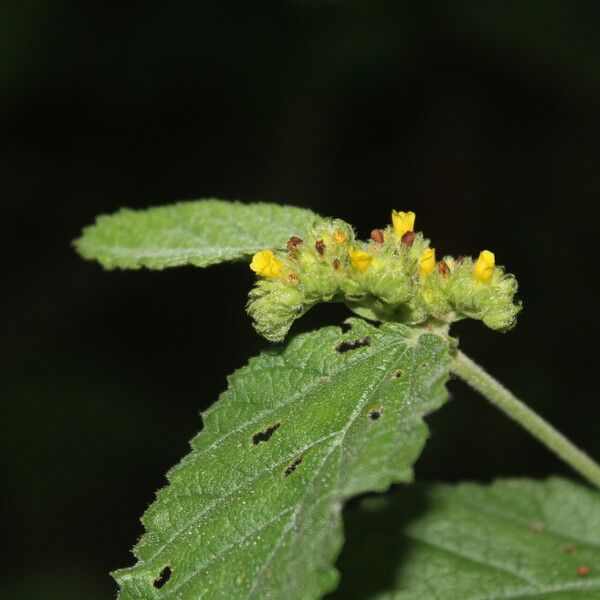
451 350 600 490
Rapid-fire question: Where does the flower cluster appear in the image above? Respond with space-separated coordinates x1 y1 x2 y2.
247 211 521 341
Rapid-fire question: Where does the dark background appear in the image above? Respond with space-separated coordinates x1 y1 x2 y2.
2 2 599 598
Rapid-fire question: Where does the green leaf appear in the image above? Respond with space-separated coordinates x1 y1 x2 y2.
114 318 451 599
333 478 600 599
74 199 322 270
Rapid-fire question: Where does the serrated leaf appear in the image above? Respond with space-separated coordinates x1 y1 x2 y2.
114 319 451 599
75 199 322 270
333 478 600 599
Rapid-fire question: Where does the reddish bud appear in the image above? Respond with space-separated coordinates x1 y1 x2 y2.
455 255 465 265
438 260 449 277
287 236 303 250
287 273 299 283
315 240 326 255
400 230 415 247
333 258 341 271
370 229 384 244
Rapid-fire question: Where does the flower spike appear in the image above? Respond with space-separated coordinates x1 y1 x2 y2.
246 213 520 341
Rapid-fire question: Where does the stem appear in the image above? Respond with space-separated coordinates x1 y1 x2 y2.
451 350 600 490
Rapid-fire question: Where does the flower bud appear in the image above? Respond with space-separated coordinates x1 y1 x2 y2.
474 250 495 282
391 210 415 237
287 236 303 250
400 230 415 247
349 248 373 272
250 250 282 278
419 248 436 275
370 229 384 244
438 260 449 277
333 231 346 244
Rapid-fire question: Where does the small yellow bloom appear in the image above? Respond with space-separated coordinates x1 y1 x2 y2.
473 250 495 282
349 248 372 272
250 249 282 278
419 248 436 275
333 230 346 244
391 210 416 237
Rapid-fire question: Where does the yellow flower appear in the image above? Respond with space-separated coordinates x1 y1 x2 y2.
391 210 416 237
473 250 495 282
333 230 346 244
419 248 436 275
250 249 282 278
349 248 372 272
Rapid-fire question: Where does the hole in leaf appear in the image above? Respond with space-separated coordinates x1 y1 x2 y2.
392 369 403 380
368 408 383 421
153 566 172 589
336 336 371 354
283 455 303 477
252 422 281 445
365 318 382 328
340 322 353 334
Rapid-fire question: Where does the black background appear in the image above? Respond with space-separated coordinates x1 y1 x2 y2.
2 2 599 598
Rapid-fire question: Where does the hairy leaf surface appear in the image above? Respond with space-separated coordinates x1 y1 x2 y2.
114 319 451 599
333 478 600 599
75 199 322 269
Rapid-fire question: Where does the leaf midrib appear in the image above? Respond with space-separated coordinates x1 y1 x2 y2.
465 579 600 600
166 334 411 494
405 530 537 585
246 342 414 599
161 336 412 598
136 333 415 568
403 530 600 600
452 494 600 551
83 244 268 258
82 205 315 262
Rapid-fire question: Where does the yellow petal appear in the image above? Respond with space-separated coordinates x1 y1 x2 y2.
391 210 416 237
419 248 436 275
473 249 495 282
349 248 372 272
250 250 282 278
